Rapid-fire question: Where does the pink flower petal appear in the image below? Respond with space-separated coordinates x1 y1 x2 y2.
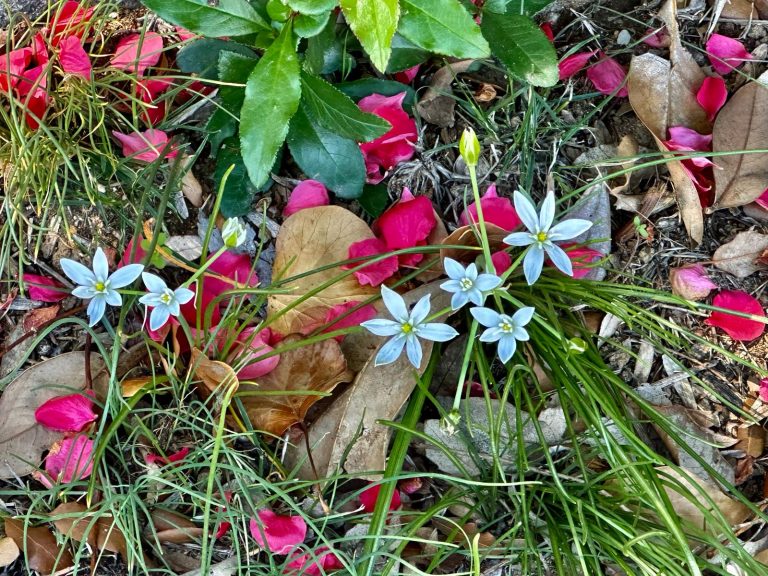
459 184 521 231
669 264 717 301
560 243 603 278
760 378 768 403
586 55 628 97
344 237 399 286
58 35 91 79
540 22 554 43
642 27 670 48
35 393 96 432
0 47 32 91
249 510 307 555
37 434 93 488
15 64 47 98
756 188 768 211
696 76 727 122
558 50 596 80
374 188 436 266
231 327 279 379
112 129 177 162
705 290 765 341
665 126 713 154
31 33 49 67
394 64 421 84
49 1 94 41
204 251 258 301
285 547 343 575
491 250 512 275
319 301 377 341
145 446 190 466
22 273 67 302
283 180 330 218
110 32 163 76
359 484 402 513
119 235 148 267
359 92 417 184
175 26 198 42
706 33 753 76
398 477 422 494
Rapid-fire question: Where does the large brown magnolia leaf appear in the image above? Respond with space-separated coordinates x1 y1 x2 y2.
5 518 74 574
51 502 127 557
712 71 768 209
0 352 107 479
237 334 352 436
267 206 378 335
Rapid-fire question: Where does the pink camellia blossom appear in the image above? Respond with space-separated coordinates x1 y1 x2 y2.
560 243 603 279
374 188 436 267
36 434 94 488
706 33 753 75
204 251 258 301
760 378 768 403
358 92 417 184
705 290 765 341
359 483 402 514
586 54 628 97
491 250 512 275
285 547 344 575
459 184 521 231
642 27 670 48
58 35 91 79
696 76 727 122
669 263 717 301
35 393 96 432
662 126 715 206
145 446 190 466
0 47 32 92
249 510 307 555
394 64 420 84
283 180 330 218
22 273 67 302
344 237 399 286
110 31 163 76
230 327 279 380
112 129 177 162
558 50 596 81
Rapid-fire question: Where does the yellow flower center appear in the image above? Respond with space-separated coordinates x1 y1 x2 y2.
460 278 473 290
94 281 106 292
402 323 413 334
160 292 172 304
500 321 513 332
536 231 548 243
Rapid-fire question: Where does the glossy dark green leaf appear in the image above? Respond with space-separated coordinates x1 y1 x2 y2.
141 0 269 37
218 51 259 114
340 0 399 72
485 0 554 15
305 16 344 74
206 108 238 156
399 0 489 59
287 106 366 199
240 22 301 188
177 39 257 80
216 138 259 216
386 33 429 73
481 11 557 87
359 183 390 218
300 72 390 142
288 0 337 14
295 10 331 38
336 79 417 111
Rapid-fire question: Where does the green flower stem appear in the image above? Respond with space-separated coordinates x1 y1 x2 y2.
451 319 479 416
468 164 494 274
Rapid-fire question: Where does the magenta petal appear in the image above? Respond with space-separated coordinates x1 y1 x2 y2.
706 33 753 75
666 126 713 151
35 393 96 432
249 510 307 555
669 264 717 301
286 547 343 575
560 243 603 278
58 35 91 79
705 290 765 341
558 50 597 80
345 237 399 286
39 435 94 487
540 22 554 42
459 184 521 231
145 446 190 466
22 273 67 302
204 251 258 300
696 76 727 122
358 92 416 184
321 301 377 341
233 327 279 379
642 26 670 48
491 250 512 275
110 32 163 75
374 189 436 253
283 180 330 218
112 129 177 162
760 378 768 403
359 483 402 513
0 47 33 91
394 64 420 84
756 188 768 210
586 55 628 97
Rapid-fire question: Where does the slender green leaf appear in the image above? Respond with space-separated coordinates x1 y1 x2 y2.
301 72 390 142
481 12 557 87
240 23 301 189
140 0 269 37
340 0 399 72
177 39 256 80
287 106 366 199
399 0 489 59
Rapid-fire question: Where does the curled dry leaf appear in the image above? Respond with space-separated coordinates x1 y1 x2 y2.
149 509 204 544
51 502 127 557
0 352 107 479
5 517 74 574
416 60 475 127
237 335 352 437
267 206 377 335
735 425 764 458
712 70 768 209
0 537 19 568
439 223 508 267
190 348 240 399
181 169 203 208
712 230 768 278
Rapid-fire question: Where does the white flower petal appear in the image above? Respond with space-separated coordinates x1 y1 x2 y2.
142 272 167 294
479 327 503 342
513 190 539 232
168 299 181 317
104 289 122 307
361 318 402 337
440 279 462 294
72 285 97 299
545 243 573 276
380 285 409 323
466 288 484 307
174 287 195 304
503 232 534 247
418 322 459 342
451 290 470 310
92 248 109 281
497 335 517 363
513 326 530 341
375 334 407 366
539 191 556 231
405 335 423 368
548 219 592 242
523 246 545 285
150 305 171 331
410 293 431 326
470 306 500 328
474 273 501 292
443 257 466 281
465 263 478 281
87 295 107 326
139 293 164 306
109 264 144 289
60 258 95 286
512 306 535 327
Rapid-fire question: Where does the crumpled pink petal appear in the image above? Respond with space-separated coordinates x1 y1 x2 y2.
285 547 344 576
283 180 330 218
110 32 163 76
760 378 768 403
249 510 307 555
540 22 554 42
705 290 765 341
459 184 521 231
231 327 279 380
112 129 177 162
308 301 378 341
359 92 417 184
696 76 727 122
586 54 628 97
669 263 717 301
145 446 190 466
558 50 596 80
345 237 399 286
394 64 420 84
175 26 197 42
31 33 49 67
137 77 172 125
214 491 233 539
15 64 47 98
0 47 32 92
642 27 670 48
398 477 422 494
706 33 753 76
374 188 436 266
49 1 94 42
22 273 67 302
491 250 512 275
662 126 715 205
359 484 402 513
559 243 603 278
58 35 91 79
36 434 93 488
755 188 768 211
204 251 259 301
35 392 96 432
119 235 148 267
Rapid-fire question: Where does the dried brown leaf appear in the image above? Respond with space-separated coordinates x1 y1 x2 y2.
736 425 765 458
717 0 757 19
5 518 74 574
713 71 768 209
439 224 508 267
712 230 768 278
51 502 127 557
0 537 19 568
149 509 204 544
190 348 240 398
22 305 60 331
267 206 377 335
416 60 475 127
237 335 351 436
181 169 203 208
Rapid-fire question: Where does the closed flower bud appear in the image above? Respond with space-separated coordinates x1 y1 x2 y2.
459 127 481 167
222 217 246 249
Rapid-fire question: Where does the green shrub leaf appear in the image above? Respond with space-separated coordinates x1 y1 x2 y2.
485 0 554 14
386 33 430 73
288 0 338 15
337 78 417 111
287 106 366 199
240 23 301 189
398 0 489 59
301 72 390 142
481 11 557 87
177 39 257 80
340 0 399 72
216 138 258 217
140 0 268 37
